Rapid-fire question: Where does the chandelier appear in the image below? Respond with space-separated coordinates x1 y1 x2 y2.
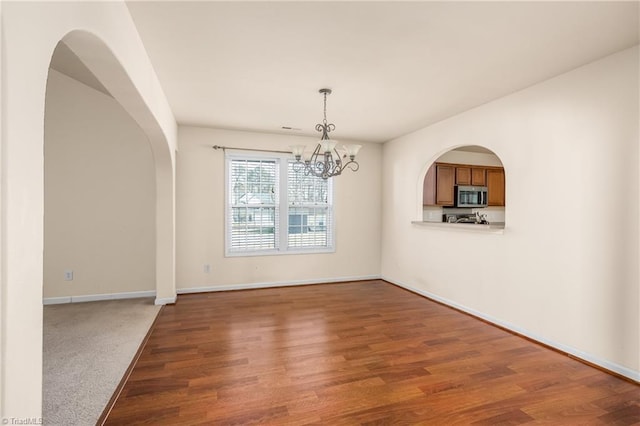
291 88 361 180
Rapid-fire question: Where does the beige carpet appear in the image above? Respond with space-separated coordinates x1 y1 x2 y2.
43 298 160 426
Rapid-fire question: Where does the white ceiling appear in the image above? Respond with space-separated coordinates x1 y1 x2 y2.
125 1 639 143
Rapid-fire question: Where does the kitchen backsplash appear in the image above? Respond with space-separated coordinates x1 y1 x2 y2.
423 206 506 224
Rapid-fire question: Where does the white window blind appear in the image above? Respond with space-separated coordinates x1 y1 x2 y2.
228 158 278 252
225 153 335 256
287 162 332 249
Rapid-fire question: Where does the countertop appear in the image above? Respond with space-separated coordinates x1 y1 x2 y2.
411 221 505 234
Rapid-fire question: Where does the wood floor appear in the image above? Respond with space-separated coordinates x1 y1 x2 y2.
104 280 640 425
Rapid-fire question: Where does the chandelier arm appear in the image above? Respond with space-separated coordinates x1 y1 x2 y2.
332 148 343 167
322 151 333 177
311 142 322 158
344 160 360 172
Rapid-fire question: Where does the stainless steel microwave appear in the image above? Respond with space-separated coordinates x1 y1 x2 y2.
455 185 488 208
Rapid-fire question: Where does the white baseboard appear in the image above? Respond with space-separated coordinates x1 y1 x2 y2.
43 296 72 305
177 275 381 295
382 275 640 383
43 290 156 305
155 296 177 305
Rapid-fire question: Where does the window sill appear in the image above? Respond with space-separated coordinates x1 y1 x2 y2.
411 221 505 234
225 247 336 257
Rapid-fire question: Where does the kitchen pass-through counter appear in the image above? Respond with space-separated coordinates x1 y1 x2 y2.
412 221 505 234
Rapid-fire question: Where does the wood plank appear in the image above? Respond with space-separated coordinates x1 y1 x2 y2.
104 281 639 425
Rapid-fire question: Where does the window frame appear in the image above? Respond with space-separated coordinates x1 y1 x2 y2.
224 151 335 257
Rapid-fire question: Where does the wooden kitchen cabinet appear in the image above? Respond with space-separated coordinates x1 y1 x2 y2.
423 163 455 206
486 168 505 206
471 168 486 186
435 164 455 206
456 166 486 186
423 164 436 206
455 167 471 185
424 162 502 207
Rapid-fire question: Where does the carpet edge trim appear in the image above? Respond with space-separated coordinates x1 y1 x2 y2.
96 304 165 425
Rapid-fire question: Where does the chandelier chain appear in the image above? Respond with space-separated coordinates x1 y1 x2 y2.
323 91 328 125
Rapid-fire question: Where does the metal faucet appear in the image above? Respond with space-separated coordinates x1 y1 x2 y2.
475 211 489 224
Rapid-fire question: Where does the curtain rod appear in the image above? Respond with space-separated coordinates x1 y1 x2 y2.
212 145 292 154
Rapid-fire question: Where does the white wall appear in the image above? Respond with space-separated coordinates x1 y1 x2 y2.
382 46 639 380
1 1 175 417
44 70 155 299
177 126 382 290
436 149 503 167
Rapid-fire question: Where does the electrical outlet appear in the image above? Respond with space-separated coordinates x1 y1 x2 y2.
204 264 211 274
64 270 74 281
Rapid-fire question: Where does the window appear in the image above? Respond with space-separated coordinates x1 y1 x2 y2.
228 158 278 251
287 162 332 249
226 153 334 256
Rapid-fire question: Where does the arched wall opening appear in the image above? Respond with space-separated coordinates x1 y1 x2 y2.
40 31 176 418
1 3 176 416
419 145 506 226
55 30 176 305
43 40 157 301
